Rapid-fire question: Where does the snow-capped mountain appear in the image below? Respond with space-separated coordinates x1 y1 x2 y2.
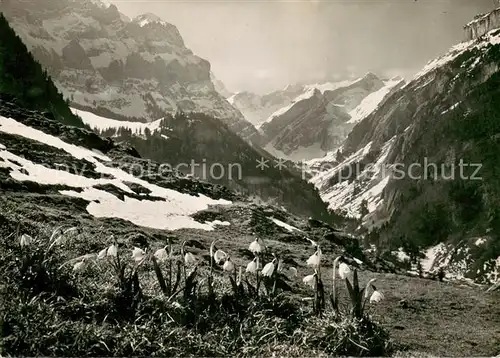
347 76 405 124
309 15 500 283
258 73 399 161
0 0 258 140
227 84 306 128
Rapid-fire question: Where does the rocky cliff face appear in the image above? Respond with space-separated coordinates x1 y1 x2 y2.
464 7 500 41
310 26 500 283
0 0 258 140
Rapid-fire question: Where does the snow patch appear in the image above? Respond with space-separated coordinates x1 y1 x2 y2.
73 108 163 134
61 188 222 231
393 248 410 262
441 102 461 115
420 243 450 273
206 220 231 227
134 13 169 27
475 237 487 246
270 218 302 233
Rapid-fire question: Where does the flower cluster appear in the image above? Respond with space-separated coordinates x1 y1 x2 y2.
59 232 384 318
302 241 384 317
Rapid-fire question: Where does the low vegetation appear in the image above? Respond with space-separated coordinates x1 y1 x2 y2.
0 227 392 357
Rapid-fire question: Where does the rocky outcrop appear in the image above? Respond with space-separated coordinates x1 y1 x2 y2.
464 7 500 41
0 0 258 140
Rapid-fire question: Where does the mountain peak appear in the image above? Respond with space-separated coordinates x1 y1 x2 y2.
361 72 381 81
133 13 168 27
88 0 112 9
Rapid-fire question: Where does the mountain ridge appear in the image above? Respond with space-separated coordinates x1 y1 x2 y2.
309 26 500 283
0 0 259 140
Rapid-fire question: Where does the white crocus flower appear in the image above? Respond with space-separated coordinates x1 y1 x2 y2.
249 238 263 254
107 244 118 257
49 227 79 249
246 258 258 273
184 252 197 265
213 249 227 264
364 278 377 298
303 273 317 288
154 247 169 262
20 234 33 247
289 267 298 277
262 260 275 277
370 290 385 303
97 248 107 260
131 247 146 262
338 262 351 280
306 248 322 267
73 259 86 272
223 258 235 272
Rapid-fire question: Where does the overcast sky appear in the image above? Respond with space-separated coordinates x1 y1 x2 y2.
111 0 497 94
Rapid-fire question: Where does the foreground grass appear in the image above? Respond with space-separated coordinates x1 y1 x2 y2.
0 218 498 357
0 226 392 357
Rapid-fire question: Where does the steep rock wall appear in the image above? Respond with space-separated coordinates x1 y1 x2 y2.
464 8 500 41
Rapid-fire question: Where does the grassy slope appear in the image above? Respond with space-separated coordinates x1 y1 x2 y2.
166 227 500 357
1 206 498 356
364 273 500 356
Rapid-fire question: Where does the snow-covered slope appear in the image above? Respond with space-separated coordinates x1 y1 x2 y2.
0 0 257 140
347 77 405 124
0 114 231 231
73 107 164 134
309 136 395 218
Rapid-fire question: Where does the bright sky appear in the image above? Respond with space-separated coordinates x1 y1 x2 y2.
111 0 497 94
